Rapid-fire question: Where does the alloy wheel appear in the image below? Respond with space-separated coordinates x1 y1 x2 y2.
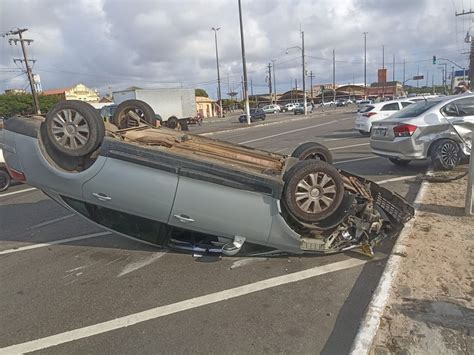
52 109 90 150
294 172 337 213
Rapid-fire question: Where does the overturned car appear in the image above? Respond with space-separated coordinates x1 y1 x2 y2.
2 100 414 257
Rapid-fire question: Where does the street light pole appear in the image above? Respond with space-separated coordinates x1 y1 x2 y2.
363 32 368 98
272 59 277 104
237 0 250 124
211 27 223 118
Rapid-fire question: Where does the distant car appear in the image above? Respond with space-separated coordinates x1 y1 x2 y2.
239 108 266 122
357 100 373 111
370 94 473 170
262 104 281 114
283 103 297 112
320 101 335 107
354 100 415 135
293 103 313 115
336 99 346 107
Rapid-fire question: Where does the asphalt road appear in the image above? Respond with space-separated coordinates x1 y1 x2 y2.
0 108 429 354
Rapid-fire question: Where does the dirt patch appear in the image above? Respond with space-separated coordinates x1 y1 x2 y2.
371 172 474 354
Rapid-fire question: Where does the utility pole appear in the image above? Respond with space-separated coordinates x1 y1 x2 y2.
237 0 250 124
295 79 298 100
301 31 307 115
211 27 223 117
363 32 368 98
456 10 474 88
309 70 314 104
271 59 277 104
392 54 395 82
417 66 420 89
426 71 429 87
432 72 435 94
4 28 41 114
332 48 336 103
267 62 273 101
382 44 385 98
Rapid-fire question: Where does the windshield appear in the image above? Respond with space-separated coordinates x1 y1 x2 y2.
360 105 374 113
390 100 441 119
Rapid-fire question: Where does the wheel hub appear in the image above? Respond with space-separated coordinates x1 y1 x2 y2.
309 187 321 198
295 172 337 214
65 123 77 135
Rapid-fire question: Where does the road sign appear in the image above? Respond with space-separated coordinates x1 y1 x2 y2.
413 75 424 80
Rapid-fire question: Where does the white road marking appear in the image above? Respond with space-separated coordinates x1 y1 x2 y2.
30 214 75 229
0 232 111 255
328 143 370 151
0 258 372 353
118 252 167 277
0 187 37 198
376 175 418 185
333 156 380 165
238 120 338 145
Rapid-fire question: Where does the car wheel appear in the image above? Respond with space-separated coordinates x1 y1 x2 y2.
273 110 277 114
45 100 105 157
178 119 189 131
283 160 344 223
261 116 265 121
389 157 411 166
167 116 179 129
291 142 333 164
430 139 462 170
0 169 11 192
358 130 371 136
112 100 156 129
294 111 297 115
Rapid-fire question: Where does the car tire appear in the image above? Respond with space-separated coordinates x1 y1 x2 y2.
112 99 157 129
291 142 333 164
261 116 265 121
0 168 11 192
358 130 371 136
430 139 462 170
389 157 411 166
178 119 189 131
166 116 179 129
45 100 105 157
283 160 344 223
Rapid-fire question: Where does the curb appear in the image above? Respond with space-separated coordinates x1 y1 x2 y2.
349 173 431 354
199 109 353 137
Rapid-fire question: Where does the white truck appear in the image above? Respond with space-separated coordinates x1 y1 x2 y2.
112 88 196 129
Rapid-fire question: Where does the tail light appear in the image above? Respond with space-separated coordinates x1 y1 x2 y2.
363 112 377 117
393 124 417 137
5 165 26 182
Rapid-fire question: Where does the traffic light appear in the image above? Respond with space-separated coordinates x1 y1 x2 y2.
433 55 437 64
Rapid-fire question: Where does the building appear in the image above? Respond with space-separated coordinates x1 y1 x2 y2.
42 83 100 102
451 69 470 91
196 96 217 118
366 81 405 99
4 88 27 95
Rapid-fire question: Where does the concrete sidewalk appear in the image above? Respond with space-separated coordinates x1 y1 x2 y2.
370 168 474 354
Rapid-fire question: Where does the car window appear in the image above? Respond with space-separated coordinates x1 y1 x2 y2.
453 97 474 116
62 196 166 245
401 102 413 108
359 105 374 113
441 103 459 117
381 103 399 111
391 100 441 119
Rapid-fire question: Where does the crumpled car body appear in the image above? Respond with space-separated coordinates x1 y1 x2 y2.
3 115 414 257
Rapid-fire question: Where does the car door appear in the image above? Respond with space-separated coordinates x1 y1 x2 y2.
169 176 274 242
82 157 179 223
445 97 474 150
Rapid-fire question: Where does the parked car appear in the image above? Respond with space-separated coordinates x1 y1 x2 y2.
262 104 281 114
0 118 11 192
357 100 373 112
283 103 297 112
370 95 473 170
336 99 346 107
293 103 313 114
239 108 266 123
354 100 415 135
3 100 413 257
320 101 335 107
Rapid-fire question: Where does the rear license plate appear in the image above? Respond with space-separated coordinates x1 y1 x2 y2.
373 127 388 136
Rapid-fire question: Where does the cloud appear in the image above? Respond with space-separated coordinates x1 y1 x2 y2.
0 0 468 97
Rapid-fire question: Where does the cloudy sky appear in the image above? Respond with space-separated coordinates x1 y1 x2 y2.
0 0 471 98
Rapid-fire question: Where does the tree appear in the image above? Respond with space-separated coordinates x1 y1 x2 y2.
0 93 63 117
195 88 209 97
